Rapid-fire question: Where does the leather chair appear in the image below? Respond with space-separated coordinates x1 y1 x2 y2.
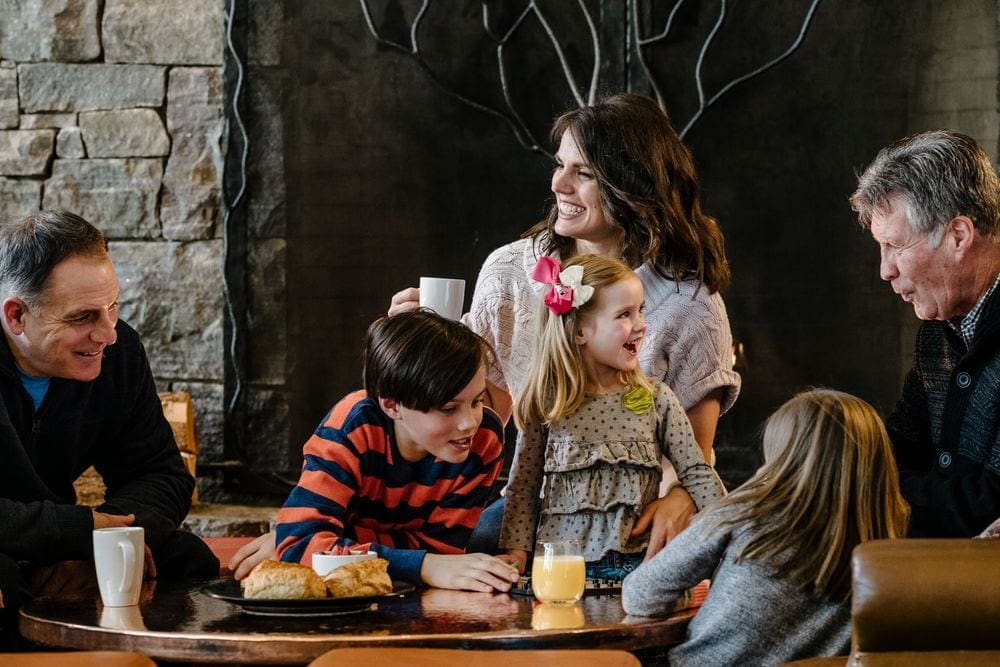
309 647 641 666
786 538 1000 666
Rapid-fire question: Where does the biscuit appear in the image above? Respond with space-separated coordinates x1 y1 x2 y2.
323 558 393 598
241 559 329 600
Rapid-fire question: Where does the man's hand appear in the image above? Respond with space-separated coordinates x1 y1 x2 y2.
387 287 420 316
91 512 157 578
143 545 157 579
93 511 135 530
31 560 98 599
631 485 696 561
229 531 276 580
421 553 521 592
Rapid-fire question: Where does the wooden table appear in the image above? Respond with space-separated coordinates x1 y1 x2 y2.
20 579 694 665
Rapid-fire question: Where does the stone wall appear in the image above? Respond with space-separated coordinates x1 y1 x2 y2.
0 0 226 495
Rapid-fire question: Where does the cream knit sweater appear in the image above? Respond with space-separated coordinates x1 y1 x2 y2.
466 236 740 413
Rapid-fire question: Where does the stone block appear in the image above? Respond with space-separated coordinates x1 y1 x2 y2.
18 63 165 112
103 0 224 65
109 239 223 380
42 159 161 237
162 68 224 240
79 109 170 158
0 177 42 223
0 130 54 175
180 503 278 538
161 134 222 240
0 0 100 62
56 126 85 158
0 66 16 130
20 113 78 129
166 67 224 127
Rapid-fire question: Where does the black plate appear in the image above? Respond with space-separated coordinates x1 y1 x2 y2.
202 579 415 617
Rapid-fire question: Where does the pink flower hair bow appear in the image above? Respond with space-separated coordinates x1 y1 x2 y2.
532 256 594 316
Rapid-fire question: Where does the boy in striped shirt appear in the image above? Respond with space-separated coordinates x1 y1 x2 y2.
274 311 518 592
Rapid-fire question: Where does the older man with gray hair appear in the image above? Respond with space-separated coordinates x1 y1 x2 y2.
0 210 218 648
851 129 1000 537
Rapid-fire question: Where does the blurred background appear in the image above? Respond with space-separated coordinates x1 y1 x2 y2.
2 1 996 502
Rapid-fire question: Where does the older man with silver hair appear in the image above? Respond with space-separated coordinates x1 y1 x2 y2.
0 210 218 648
851 129 1000 537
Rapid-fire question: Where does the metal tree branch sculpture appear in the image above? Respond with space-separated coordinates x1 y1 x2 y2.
360 0 822 151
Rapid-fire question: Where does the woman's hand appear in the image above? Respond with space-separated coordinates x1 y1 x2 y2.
229 531 276 580
387 287 420 316
630 485 696 561
421 552 521 592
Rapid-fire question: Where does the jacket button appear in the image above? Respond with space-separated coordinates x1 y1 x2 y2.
956 371 972 388
938 452 952 468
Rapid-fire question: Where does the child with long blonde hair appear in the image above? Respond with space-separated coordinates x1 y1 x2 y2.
622 389 910 665
499 254 724 581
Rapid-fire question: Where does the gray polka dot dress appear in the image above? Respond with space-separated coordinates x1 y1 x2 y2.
500 383 726 562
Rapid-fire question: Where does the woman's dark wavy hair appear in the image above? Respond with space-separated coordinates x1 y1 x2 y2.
525 92 731 292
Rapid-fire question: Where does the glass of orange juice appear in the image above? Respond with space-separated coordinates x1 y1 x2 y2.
531 539 585 603
531 602 585 629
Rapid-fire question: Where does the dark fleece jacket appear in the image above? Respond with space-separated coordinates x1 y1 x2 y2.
0 320 193 563
888 285 1000 536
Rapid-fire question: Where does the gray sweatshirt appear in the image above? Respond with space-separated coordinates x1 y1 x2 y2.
621 505 851 666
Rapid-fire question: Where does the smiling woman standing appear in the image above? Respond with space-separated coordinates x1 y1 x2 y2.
392 93 740 553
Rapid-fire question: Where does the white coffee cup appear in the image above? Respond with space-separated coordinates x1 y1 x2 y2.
99 604 147 630
419 277 466 320
93 526 144 607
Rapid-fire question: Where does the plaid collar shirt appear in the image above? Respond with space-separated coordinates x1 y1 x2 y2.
949 273 1000 348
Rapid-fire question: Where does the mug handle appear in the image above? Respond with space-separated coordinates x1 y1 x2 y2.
118 540 136 593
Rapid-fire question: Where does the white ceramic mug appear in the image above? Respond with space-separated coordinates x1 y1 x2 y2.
99 604 147 630
93 526 144 607
419 277 466 320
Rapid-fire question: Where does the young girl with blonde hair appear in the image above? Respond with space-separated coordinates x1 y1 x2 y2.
622 389 910 665
499 254 725 581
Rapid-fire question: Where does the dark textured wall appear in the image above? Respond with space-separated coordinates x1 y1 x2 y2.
236 1 997 496
679 1 927 483
280 2 554 467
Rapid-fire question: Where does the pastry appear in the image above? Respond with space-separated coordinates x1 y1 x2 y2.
323 557 393 598
240 559 328 600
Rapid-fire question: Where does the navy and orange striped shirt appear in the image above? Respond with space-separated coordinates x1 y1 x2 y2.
275 390 504 584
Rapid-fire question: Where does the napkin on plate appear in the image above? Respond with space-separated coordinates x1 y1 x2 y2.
321 543 373 555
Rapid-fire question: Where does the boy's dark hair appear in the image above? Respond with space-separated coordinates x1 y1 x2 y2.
363 309 492 411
